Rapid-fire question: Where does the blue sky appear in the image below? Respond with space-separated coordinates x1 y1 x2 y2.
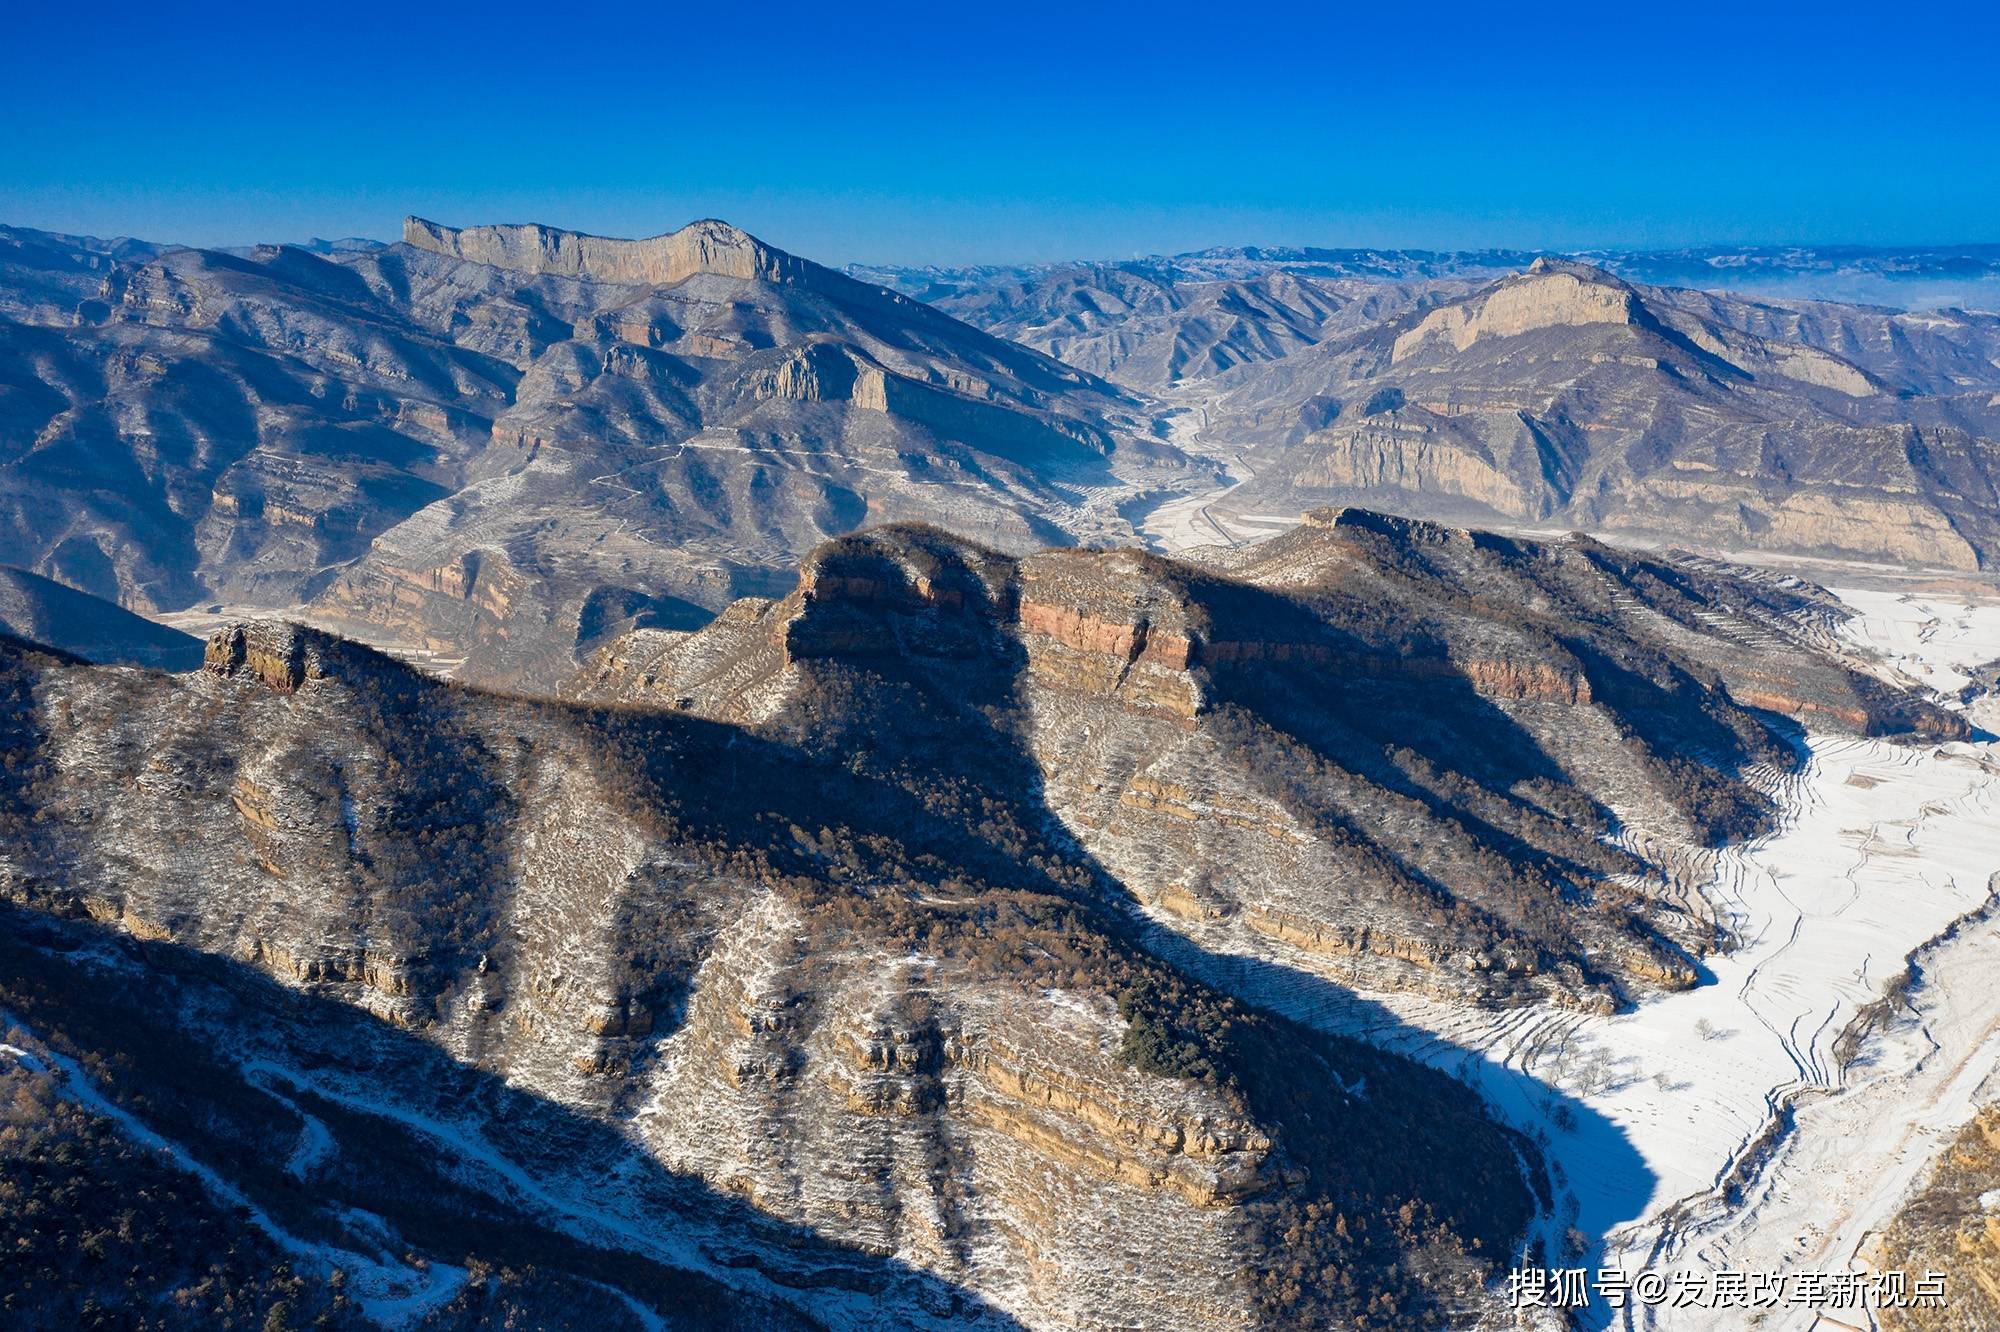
5 1 1996 265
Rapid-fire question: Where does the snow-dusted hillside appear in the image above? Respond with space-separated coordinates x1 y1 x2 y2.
1294 589 2000 1329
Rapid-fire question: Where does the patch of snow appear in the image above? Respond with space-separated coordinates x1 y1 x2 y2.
1136 588 2000 1329
0 1012 469 1328
286 1112 333 1181
243 1064 335 1182
587 1279 667 1332
1834 587 2000 701
1477 589 2000 1328
251 1045 943 1331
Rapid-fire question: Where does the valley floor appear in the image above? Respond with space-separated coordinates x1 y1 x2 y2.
1133 583 2000 1332
1423 589 2000 1331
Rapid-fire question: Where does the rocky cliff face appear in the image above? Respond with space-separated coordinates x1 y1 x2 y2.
1391 261 1643 360
1194 262 2000 568
403 216 818 290
0 220 1194 687
1873 1105 2000 1331
0 616 1539 1331
576 515 1958 1016
886 248 2000 571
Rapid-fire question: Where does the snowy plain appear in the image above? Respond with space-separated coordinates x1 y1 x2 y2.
1121 581 2000 1330
1361 588 2000 1330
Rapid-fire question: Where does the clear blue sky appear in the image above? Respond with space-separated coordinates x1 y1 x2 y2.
6 1 1997 265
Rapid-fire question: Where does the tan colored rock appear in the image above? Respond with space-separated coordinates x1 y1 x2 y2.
1392 263 1638 362
403 216 811 289
1296 425 1530 514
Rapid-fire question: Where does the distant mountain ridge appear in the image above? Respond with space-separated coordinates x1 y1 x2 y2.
405 216 833 290
1197 260 2000 567
856 241 2000 311
863 245 2000 572
0 217 1195 685
6 214 2000 692
0 567 202 669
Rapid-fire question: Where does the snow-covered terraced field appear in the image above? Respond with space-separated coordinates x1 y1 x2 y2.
1134 586 2000 1329
1414 588 2000 1330
1838 588 2000 725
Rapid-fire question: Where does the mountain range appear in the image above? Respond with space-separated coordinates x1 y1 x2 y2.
871 251 2000 570
6 219 2000 691
2 212 1999 1330
1193 259 2000 567
0 509 1954 1330
855 241 2000 314
0 218 1194 685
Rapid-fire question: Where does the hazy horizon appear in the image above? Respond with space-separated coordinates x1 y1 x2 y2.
9 211 2000 271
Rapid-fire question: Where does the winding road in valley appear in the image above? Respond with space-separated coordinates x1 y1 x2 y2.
1135 399 1262 552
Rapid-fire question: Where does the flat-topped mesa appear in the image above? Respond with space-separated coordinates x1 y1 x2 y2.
1522 255 1624 283
798 526 1016 615
203 620 403 694
1392 257 1640 361
1300 505 1473 544
401 215 819 289
1294 506 1530 567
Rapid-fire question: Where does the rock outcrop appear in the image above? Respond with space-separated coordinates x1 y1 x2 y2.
0 220 1187 688
575 516 1959 1015
1391 259 1641 360
0 613 1540 1331
1873 1104 2000 1330
403 216 819 290
888 247 2000 571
